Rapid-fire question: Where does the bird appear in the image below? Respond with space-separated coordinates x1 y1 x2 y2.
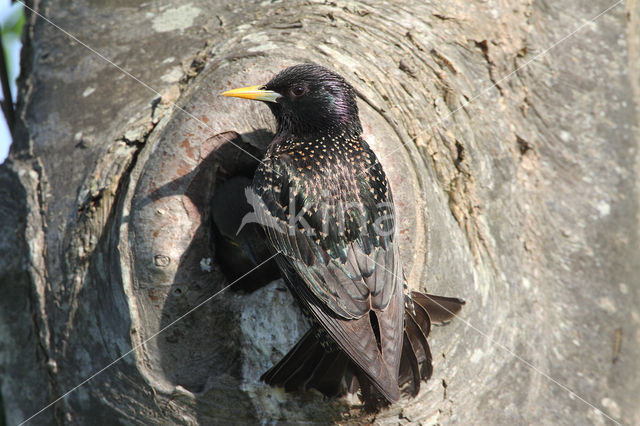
222 63 464 408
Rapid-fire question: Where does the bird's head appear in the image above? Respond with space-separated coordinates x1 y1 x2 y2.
222 64 362 137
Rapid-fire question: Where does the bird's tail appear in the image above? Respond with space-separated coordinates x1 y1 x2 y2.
399 292 465 396
260 328 354 398
260 291 464 407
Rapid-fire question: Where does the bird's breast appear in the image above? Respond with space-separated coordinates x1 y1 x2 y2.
275 133 371 187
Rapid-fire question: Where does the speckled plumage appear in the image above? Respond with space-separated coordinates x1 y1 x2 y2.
222 64 464 406
253 127 398 316
247 65 403 402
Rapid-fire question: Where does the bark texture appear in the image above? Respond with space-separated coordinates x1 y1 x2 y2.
1 0 639 424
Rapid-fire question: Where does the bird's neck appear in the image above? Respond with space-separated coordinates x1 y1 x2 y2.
275 121 362 144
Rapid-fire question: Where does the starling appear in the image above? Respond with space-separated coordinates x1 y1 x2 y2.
222 64 464 406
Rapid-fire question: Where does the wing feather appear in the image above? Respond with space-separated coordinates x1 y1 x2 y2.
252 143 404 400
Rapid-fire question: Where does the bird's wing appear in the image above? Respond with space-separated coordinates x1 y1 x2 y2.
251 150 401 317
250 148 404 400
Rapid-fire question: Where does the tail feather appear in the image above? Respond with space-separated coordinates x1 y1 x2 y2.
398 329 421 396
260 291 464 407
405 301 434 380
304 347 350 396
412 292 465 325
397 291 464 395
281 342 325 392
261 329 320 389
398 293 434 396
261 329 350 397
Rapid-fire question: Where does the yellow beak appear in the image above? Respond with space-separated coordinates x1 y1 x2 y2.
221 85 281 103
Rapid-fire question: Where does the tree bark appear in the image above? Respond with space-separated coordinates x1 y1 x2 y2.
1 0 638 424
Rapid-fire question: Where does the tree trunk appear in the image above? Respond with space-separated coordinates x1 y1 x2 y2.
1 0 638 424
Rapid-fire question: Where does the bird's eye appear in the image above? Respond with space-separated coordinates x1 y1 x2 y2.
290 86 306 97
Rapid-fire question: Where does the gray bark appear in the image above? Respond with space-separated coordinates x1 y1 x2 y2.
1 0 638 424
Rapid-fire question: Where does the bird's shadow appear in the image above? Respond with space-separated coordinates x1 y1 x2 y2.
144 129 281 398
